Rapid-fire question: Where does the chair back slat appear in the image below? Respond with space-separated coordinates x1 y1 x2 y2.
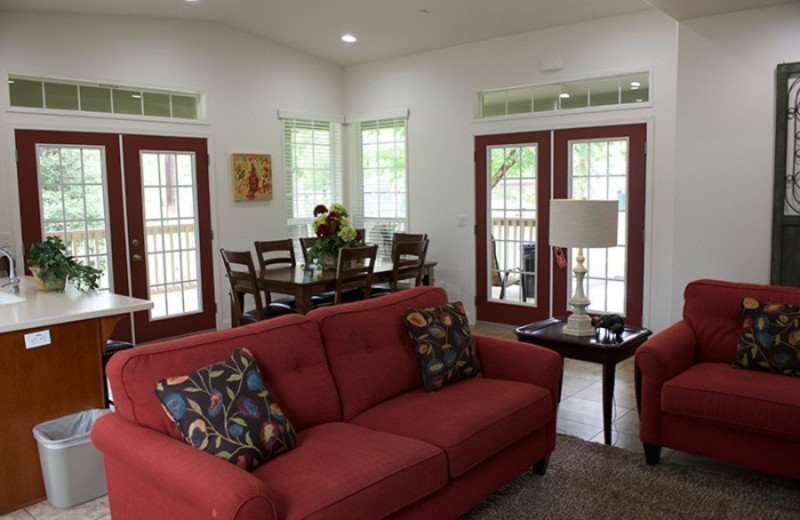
335 245 378 304
299 236 319 264
254 239 296 269
393 232 428 244
391 239 428 291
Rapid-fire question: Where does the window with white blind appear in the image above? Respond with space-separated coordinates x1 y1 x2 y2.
280 115 343 255
352 115 409 256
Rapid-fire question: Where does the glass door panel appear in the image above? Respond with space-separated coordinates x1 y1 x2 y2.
489 144 538 305
36 144 113 290
140 151 201 319
567 138 628 315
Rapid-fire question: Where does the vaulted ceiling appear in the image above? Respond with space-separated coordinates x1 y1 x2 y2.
0 0 797 66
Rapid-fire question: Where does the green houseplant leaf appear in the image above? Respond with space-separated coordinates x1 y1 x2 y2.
28 236 103 292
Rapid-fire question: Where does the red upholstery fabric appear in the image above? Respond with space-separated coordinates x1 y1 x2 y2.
93 413 277 520
308 286 448 420
683 279 800 362
662 363 800 439
108 314 341 435
385 429 548 520
253 422 447 520
350 377 552 477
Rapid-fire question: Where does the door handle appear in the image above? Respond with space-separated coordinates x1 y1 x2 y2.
132 254 143 263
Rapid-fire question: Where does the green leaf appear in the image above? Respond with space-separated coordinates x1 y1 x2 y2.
226 373 243 382
230 417 247 426
209 370 224 378
186 398 203 415
226 387 237 401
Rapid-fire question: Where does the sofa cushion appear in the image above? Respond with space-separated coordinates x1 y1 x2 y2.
403 301 482 391
155 348 296 471
308 286 450 421
254 422 447 520
733 298 800 377
350 377 552 478
683 279 800 363
108 314 341 436
662 363 800 439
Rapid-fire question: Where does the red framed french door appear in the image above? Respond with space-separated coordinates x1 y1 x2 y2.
552 124 646 326
475 123 647 327
122 135 215 342
475 131 552 324
16 130 133 340
14 130 216 343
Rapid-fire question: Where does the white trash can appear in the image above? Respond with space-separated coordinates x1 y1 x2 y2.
32 409 110 509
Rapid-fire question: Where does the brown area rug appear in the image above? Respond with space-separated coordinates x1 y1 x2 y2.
462 435 800 519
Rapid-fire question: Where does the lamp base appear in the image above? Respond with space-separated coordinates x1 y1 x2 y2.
562 312 596 336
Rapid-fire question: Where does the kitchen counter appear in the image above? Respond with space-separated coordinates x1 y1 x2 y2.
0 276 152 333
0 276 152 514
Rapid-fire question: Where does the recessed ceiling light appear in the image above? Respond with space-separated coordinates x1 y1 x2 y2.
131 94 142 99
630 81 641 90
559 93 570 99
184 0 200 2
341 34 357 43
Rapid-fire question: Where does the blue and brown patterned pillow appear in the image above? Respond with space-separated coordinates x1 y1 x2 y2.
733 297 800 378
403 301 482 391
155 348 296 471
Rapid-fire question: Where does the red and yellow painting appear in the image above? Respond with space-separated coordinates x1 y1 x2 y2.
232 153 273 201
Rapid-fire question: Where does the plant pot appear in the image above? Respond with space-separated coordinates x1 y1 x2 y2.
29 266 67 292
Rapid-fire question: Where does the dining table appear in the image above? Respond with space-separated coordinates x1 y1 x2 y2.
258 257 437 314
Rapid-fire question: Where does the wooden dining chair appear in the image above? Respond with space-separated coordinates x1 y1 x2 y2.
372 238 429 296
334 245 378 304
253 239 298 316
220 248 269 327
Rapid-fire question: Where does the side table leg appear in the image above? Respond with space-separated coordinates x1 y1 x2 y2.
602 362 616 445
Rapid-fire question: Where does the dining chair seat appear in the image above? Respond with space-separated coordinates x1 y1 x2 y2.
255 239 301 316
371 238 429 296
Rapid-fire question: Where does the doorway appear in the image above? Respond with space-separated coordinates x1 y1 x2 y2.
15 130 216 343
475 124 646 326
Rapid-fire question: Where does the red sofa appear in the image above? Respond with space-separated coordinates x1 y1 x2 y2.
92 286 561 520
636 279 800 479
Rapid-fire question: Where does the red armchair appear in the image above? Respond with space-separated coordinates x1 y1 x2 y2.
635 279 800 479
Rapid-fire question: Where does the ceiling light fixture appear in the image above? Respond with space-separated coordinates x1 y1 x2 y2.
630 81 641 90
559 93 570 99
341 34 357 43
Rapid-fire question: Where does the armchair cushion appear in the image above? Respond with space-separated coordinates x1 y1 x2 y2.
403 302 482 391
733 298 800 377
156 348 297 471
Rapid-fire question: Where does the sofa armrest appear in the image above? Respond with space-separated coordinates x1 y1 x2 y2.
92 413 277 520
635 320 696 383
474 333 562 412
634 320 697 445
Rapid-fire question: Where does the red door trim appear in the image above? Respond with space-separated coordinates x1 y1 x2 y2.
552 124 646 326
475 131 552 325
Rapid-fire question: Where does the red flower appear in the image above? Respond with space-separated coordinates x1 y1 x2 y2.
313 204 328 217
355 229 364 242
326 211 341 226
316 223 331 237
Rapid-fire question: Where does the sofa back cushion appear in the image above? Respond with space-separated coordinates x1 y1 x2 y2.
308 286 449 421
107 314 340 437
683 279 800 363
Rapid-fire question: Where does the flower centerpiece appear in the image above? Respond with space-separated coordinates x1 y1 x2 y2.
308 203 365 269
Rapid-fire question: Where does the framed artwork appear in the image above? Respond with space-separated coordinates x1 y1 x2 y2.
232 153 273 201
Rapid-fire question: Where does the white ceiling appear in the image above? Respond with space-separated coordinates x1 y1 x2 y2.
0 0 797 66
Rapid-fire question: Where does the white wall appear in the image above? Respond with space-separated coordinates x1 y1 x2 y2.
0 11 344 326
671 4 800 314
345 11 680 331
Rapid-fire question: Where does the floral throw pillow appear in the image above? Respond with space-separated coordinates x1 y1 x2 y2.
155 348 296 471
403 302 482 391
733 297 800 378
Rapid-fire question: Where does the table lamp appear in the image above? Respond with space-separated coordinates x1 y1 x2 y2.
549 199 618 336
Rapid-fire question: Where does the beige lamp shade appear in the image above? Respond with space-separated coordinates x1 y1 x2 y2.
549 199 618 248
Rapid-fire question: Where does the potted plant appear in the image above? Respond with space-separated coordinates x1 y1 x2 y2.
308 203 365 269
28 236 103 292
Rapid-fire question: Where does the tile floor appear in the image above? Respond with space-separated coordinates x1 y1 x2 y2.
0 320 755 519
